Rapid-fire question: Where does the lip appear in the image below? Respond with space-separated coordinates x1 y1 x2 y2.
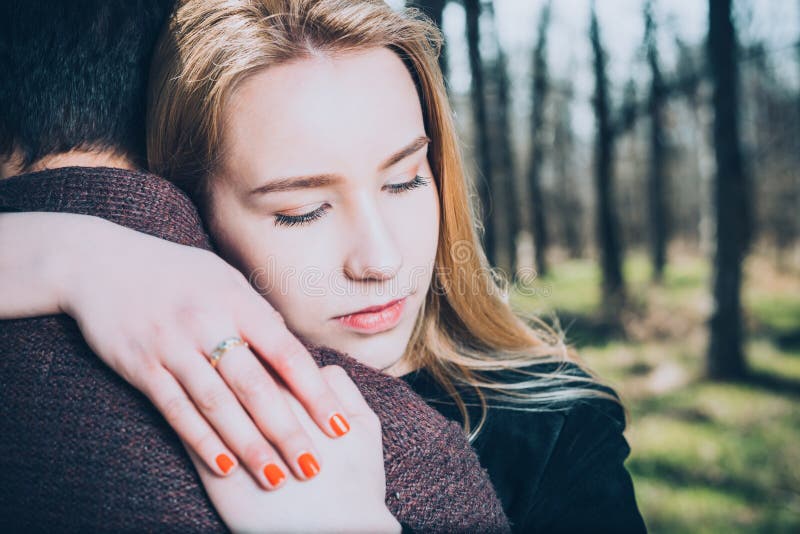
335 297 407 334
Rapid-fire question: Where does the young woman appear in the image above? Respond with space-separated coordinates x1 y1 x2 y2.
1 0 646 531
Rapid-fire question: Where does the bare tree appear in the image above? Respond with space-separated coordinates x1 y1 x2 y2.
746 47 800 270
673 38 708 251
485 0 519 277
407 0 449 81
528 1 552 277
707 0 748 379
552 82 584 259
464 0 496 266
590 3 626 316
644 0 669 282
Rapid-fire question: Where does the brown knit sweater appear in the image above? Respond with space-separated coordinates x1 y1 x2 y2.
0 167 510 533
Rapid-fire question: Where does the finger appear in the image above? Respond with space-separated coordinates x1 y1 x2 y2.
182 440 210 475
210 337 326 482
165 349 296 488
318 365 381 448
318 365 373 422
143 367 239 478
237 296 351 440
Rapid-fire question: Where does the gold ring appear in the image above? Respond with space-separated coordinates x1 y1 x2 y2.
208 336 249 368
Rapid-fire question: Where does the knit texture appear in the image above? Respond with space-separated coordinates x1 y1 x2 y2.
0 167 510 533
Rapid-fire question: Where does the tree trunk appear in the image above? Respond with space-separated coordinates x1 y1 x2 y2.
552 84 583 259
464 0 496 266
707 0 748 379
407 0 449 81
487 0 518 278
528 1 552 278
645 0 668 282
480 0 518 282
590 5 626 316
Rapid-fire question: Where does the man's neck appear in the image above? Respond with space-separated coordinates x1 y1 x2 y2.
0 149 137 179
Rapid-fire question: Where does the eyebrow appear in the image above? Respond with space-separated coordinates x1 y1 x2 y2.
248 135 431 196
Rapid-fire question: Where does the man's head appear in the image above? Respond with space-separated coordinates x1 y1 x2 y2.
0 0 174 175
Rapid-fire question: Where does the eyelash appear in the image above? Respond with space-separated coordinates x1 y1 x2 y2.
385 174 430 194
273 174 431 228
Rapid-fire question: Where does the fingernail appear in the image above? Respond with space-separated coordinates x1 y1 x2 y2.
263 463 286 487
329 413 350 437
297 452 320 479
216 453 234 474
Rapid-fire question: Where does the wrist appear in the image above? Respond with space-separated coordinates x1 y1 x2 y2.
53 213 115 317
0 212 99 318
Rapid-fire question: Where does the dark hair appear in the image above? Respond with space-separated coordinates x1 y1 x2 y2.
0 0 175 168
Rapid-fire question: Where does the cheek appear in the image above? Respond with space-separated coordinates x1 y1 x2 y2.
411 179 440 260
240 245 337 340
206 184 339 333
206 192 265 275
388 183 440 287
206 193 296 292
245 236 340 325
416 180 441 293
246 243 333 304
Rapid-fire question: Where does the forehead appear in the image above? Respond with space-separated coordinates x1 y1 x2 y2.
223 47 426 176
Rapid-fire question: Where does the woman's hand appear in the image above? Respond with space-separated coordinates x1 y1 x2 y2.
0 212 349 488
189 365 400 533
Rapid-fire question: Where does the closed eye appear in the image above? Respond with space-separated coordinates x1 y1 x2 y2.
273 175 431 228
384 175 431 194
274 203 330 227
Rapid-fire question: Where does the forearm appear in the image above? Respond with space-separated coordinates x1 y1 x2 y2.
0 212 107 318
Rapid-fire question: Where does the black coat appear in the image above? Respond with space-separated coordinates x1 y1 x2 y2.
402 362 649 533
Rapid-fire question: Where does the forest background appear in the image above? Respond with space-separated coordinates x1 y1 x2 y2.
399 0 800 532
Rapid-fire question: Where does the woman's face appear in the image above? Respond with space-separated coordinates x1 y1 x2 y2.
207 47 440 375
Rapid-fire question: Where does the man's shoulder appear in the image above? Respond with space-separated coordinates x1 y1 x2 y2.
0 166 221 529
0 165 212 249
0 312 226 531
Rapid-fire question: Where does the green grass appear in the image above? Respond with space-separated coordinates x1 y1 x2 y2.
747 295 800 340
511 249 800 533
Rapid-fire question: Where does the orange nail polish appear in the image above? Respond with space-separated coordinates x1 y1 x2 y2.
216 453 234 474
297 452 320 479
329 413 350 436
263 463 286 487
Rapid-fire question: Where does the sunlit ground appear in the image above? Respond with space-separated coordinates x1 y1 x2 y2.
511 247 800 533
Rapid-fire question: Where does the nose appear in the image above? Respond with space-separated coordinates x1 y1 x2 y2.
342 195 403 282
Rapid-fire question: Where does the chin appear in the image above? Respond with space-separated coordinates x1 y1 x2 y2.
330 331 409 371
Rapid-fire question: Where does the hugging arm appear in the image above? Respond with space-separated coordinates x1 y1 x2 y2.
0 212 508 532
0 171 510 532
0 208 351 487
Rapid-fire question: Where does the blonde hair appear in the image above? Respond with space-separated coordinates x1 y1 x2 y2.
147 0 627 441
